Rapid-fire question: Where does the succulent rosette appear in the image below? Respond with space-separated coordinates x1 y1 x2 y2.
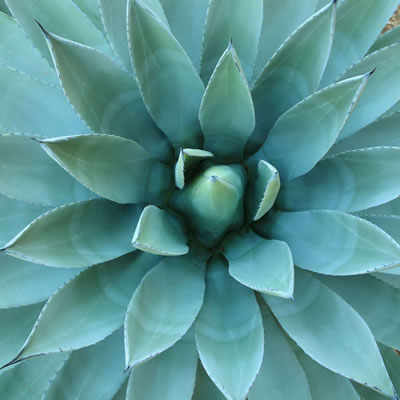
1 0 400 399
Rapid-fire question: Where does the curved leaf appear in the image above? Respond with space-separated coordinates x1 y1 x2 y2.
195 255 264 400
248 304 312 400
72 0 104 34
132 206 189 256
159 0 209 71
246 160 280 221
11 253 159 362
200 43 255 160
361 215 400 246
40 135 172 204
3 199 141 268
320 274 400 350
248 1 336 153
42 330 126 400
0 353 69 400
329 112 400 155
0 12 57 84
128 0 204 149
369 25 400 54
0 303 42 367
278 147 400 213
0 66 88 137
125 254 205 368
256 74 370 182
264 269 395 398
0 195 50 247
112 378 129 400
357 197 400 217
0 254 78 308
200 0 263 83
0 134 95 206
252 0 318 82
127 331 198 400
295 349 361 400
41 29 172 162
256 210 400 275
338 43 400 140
224 230 294 298
320 0 399 86
174 148 214 189
192 363 226 400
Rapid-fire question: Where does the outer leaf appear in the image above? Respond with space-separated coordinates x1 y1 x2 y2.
369 25 400 54
0 134 95 206
3 199 141 268
112 378 129 400
200 43 255 160
5 0 112 62
338 43 400 140
195 255 264 400
125 254 205 368
264 269 395 398
320 274 400 350
200 0 263 83
252 0 318 82
255 74 370 182
0 195 50 247
174 148 214 189
127 331 198 400
320 0 399 86
295 349 361 400
42 330 126 400
248 1 336 153
128 0 204 149
256 210 400 275
361 215 400 245
0 0 9 13
11 253 159 362
0 66 88 137
358 197 400 218
132 206 189 256
246 160 280 221
40 135 172 204
278 147 400 212
159 0 209 71
224 230 294 298
0 254 78 308
72 0 104 33
329 112 400 155
0 353 69 400
192 363 226 400
0 12 57 85
248 304 312 400
0 303 42 367
41 29 172 162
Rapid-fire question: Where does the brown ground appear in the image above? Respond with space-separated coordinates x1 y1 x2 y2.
383 5 400 32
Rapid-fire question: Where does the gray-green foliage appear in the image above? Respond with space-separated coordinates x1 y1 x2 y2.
1 0 400 399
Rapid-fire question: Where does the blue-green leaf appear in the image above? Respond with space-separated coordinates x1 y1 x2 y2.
128 0 204 149
358 197 400 217
72 0 105 34
224 230 294 298
338 43 400 141
200 43 255 160
264 269 395 398
248 1 337 153
361 215 400 246
248 304 312 400
255 74 370 182
10 253 159 362
0 134 95 206
132 206 189 256
127 331 198 400
278 147 400 213
159 0 209 71
42 330 126 400
3 199 141 268
256 210 400 275
320 0 399 87
40 134 172 204
195 255 264 400
369 25 400 54
41 29 172 162
200 0 263 83
192 363 226 400
112 378 129 400
125 253 205 368
0 254 78 308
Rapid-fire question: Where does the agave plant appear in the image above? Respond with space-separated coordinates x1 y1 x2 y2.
1 0 400 399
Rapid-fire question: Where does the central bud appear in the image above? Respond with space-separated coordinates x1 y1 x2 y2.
170 164 247 248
